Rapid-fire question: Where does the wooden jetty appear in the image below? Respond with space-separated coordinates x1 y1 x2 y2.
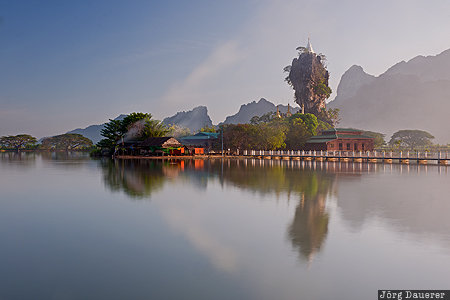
242 150 449 166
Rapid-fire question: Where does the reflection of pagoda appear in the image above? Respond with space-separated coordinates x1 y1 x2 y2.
288 192 329 262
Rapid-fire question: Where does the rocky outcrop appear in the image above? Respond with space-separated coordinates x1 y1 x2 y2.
163 106 213 132
327 48 450 143
287 51 330 115
329 65 375 106
222 98 299 124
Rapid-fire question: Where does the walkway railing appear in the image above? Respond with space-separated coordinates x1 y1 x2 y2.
242 150 449 165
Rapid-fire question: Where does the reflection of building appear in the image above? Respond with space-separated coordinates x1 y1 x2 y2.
305 128 374 151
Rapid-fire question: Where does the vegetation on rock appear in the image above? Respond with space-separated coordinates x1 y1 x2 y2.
284 44 332 115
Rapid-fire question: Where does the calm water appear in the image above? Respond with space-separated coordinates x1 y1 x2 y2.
1 152 450 300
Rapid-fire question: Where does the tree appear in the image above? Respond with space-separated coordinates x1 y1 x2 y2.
199 125 217 133
169 125 191 137
98 119 123 149
362 130 386 148
317 108 341 127
263 121 288 149
388 130 434 149
223 124 258 150
250 112 275 125
222 112 327 151
285 113 321 149
0 134 37 151
121 112 152 134
40 134 93 151
98 112 170 150
139 119 171 139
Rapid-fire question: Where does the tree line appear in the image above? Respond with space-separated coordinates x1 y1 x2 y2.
221 112 331 151
1 111 443 153
0 134 93 151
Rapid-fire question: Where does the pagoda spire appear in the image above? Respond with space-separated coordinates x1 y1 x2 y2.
286 103 292 117
306 37 315 53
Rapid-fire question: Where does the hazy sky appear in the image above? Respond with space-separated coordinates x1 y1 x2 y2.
1 0 450 138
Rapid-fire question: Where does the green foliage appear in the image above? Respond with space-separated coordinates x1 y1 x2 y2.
40 134 93 151
250 112 275 125
316 108 340 127
0 134 37 151
99 119 122 147
139 119 172 139
223 113 324 150
313 81 332 98
362 130 386 148
284 113 320 150
98 112 170 150
263 119 289 149
97 138 116 150
169 125 191 137
388 130 435 149
199 125 217 133
121 112 152 133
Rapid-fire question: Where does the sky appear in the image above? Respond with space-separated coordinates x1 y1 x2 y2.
1 0 450 138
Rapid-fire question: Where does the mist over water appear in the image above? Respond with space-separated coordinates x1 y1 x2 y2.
1 153 450 299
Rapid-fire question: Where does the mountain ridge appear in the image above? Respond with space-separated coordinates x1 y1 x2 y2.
329 47 450 142
162 106 213 133
222 98 300 125
65 99 301 143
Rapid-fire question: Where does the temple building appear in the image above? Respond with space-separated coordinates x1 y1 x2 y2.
178 131 219 154
304 128 374 151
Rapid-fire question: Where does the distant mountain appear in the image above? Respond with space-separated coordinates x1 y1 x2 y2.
332 65 376 103
328 48 450 143
222 98 300 124
162 106 213 133
67 114 126 144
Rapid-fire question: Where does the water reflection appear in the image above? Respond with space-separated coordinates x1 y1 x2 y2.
100 159 174 199
40 151 90 161
0 151 37 168
2 154 450 299
288 181 331 262
98 158 450 262
100 158 341 260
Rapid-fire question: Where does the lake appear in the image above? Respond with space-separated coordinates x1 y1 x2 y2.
1 152 450 300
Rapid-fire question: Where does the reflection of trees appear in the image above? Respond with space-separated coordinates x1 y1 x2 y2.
287 173 335 261
206 160 336 261
40 151 89 161
288 190 329 261
0 152 37 168
100 158 336 259
100 159 183 199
